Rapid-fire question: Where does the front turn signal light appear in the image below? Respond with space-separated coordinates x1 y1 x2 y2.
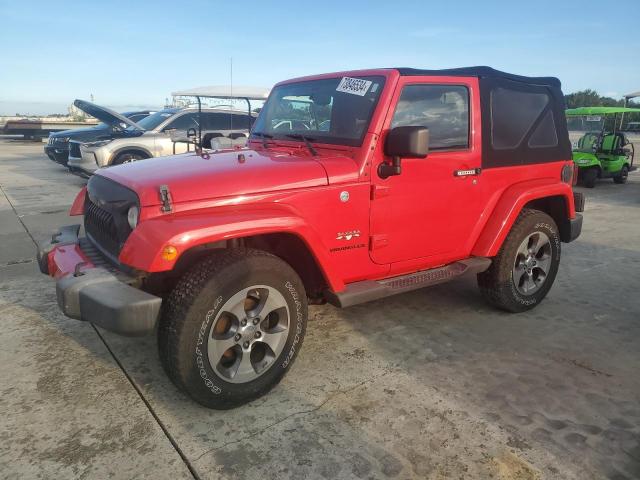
161 245 178 261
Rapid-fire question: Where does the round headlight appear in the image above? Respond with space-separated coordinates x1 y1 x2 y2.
127 206 139 229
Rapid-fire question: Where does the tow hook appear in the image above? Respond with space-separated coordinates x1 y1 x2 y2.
74 262 88 277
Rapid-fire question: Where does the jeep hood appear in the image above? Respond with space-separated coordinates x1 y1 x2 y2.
74 99 141 130
98 149 356 206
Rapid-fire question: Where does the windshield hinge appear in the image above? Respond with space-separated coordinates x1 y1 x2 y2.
159 185 172 212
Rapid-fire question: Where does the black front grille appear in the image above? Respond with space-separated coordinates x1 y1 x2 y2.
69 142 81 158
84 201 121 257
84 175 139 261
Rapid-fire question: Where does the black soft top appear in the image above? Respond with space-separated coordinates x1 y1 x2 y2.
393 66 561 88
389 66 570 168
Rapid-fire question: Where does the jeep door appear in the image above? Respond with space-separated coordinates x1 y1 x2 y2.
369 77 484 265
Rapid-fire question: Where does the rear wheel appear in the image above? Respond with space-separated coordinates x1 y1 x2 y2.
158 248 307 409
478 209 561 313
613 165 629 184
582 168 598 188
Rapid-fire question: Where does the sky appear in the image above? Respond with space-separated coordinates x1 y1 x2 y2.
1 0 639 115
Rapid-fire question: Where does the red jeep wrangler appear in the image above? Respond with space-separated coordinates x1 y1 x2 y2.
38 67 584 408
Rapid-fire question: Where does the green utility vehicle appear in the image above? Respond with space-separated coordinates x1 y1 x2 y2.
567 107 639 187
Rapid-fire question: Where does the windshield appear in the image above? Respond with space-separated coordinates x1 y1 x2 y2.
128 110 174 131
566 115 605 152
567 115 605 133
252 76 385 147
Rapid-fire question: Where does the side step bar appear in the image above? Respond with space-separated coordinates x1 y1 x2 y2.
325 257 492 308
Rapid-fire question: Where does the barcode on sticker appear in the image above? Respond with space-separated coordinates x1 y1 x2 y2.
336 77 372 96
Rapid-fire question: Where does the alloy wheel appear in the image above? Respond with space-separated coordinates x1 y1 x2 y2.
512 232 552 295
208 285 290 383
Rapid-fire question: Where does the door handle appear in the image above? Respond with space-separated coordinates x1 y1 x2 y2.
453 168 481 177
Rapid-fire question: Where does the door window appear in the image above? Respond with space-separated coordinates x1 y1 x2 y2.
127 113 148 123
231 114 253 129
203 112 253 130
165 113 199 131
391 85 469 151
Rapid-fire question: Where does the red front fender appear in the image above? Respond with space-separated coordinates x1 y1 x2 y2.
118 205 344 291
471 178 576 257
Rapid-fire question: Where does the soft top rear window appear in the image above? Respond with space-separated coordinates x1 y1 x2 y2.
481 77 570 168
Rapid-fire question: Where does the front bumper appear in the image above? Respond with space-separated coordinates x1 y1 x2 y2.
67 153 97 177
37 225 161 336
44 145 69 165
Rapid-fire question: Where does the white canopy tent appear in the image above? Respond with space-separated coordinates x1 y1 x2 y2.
622 91 640 128
171 85 270 100
170 85 271 146
624 90 640 106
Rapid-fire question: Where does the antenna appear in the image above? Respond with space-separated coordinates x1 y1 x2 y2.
230 57 233 131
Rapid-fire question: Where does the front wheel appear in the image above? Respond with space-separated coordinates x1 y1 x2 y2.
478 209 561 313
613 165 629 184
158 248 307 409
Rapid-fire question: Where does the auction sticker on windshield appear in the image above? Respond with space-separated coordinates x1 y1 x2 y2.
336 77 372 96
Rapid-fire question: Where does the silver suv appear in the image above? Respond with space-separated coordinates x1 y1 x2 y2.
68 106 256 176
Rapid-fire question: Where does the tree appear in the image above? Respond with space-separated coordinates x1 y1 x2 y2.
565 89 640 127
564 89 625 109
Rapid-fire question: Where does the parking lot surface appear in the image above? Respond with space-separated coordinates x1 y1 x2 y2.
0 140 639 479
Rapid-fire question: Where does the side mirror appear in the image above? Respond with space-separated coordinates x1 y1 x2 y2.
379 126 429 179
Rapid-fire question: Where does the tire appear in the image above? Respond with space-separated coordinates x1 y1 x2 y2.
582 168 597 188
112 152 146 165
158 248 307 409
613 165 629 184
478 209 561 313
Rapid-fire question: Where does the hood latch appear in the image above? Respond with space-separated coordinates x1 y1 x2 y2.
159 185 172 212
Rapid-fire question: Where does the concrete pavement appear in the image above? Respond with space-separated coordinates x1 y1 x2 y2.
0 140 638 479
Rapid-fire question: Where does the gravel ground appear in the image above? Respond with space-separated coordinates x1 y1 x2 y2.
0 140 638 479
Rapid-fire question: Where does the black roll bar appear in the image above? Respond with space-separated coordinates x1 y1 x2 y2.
194 95 252 148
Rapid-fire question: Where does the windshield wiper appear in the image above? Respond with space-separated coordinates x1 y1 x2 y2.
252 131 274 148
285 134 318 156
